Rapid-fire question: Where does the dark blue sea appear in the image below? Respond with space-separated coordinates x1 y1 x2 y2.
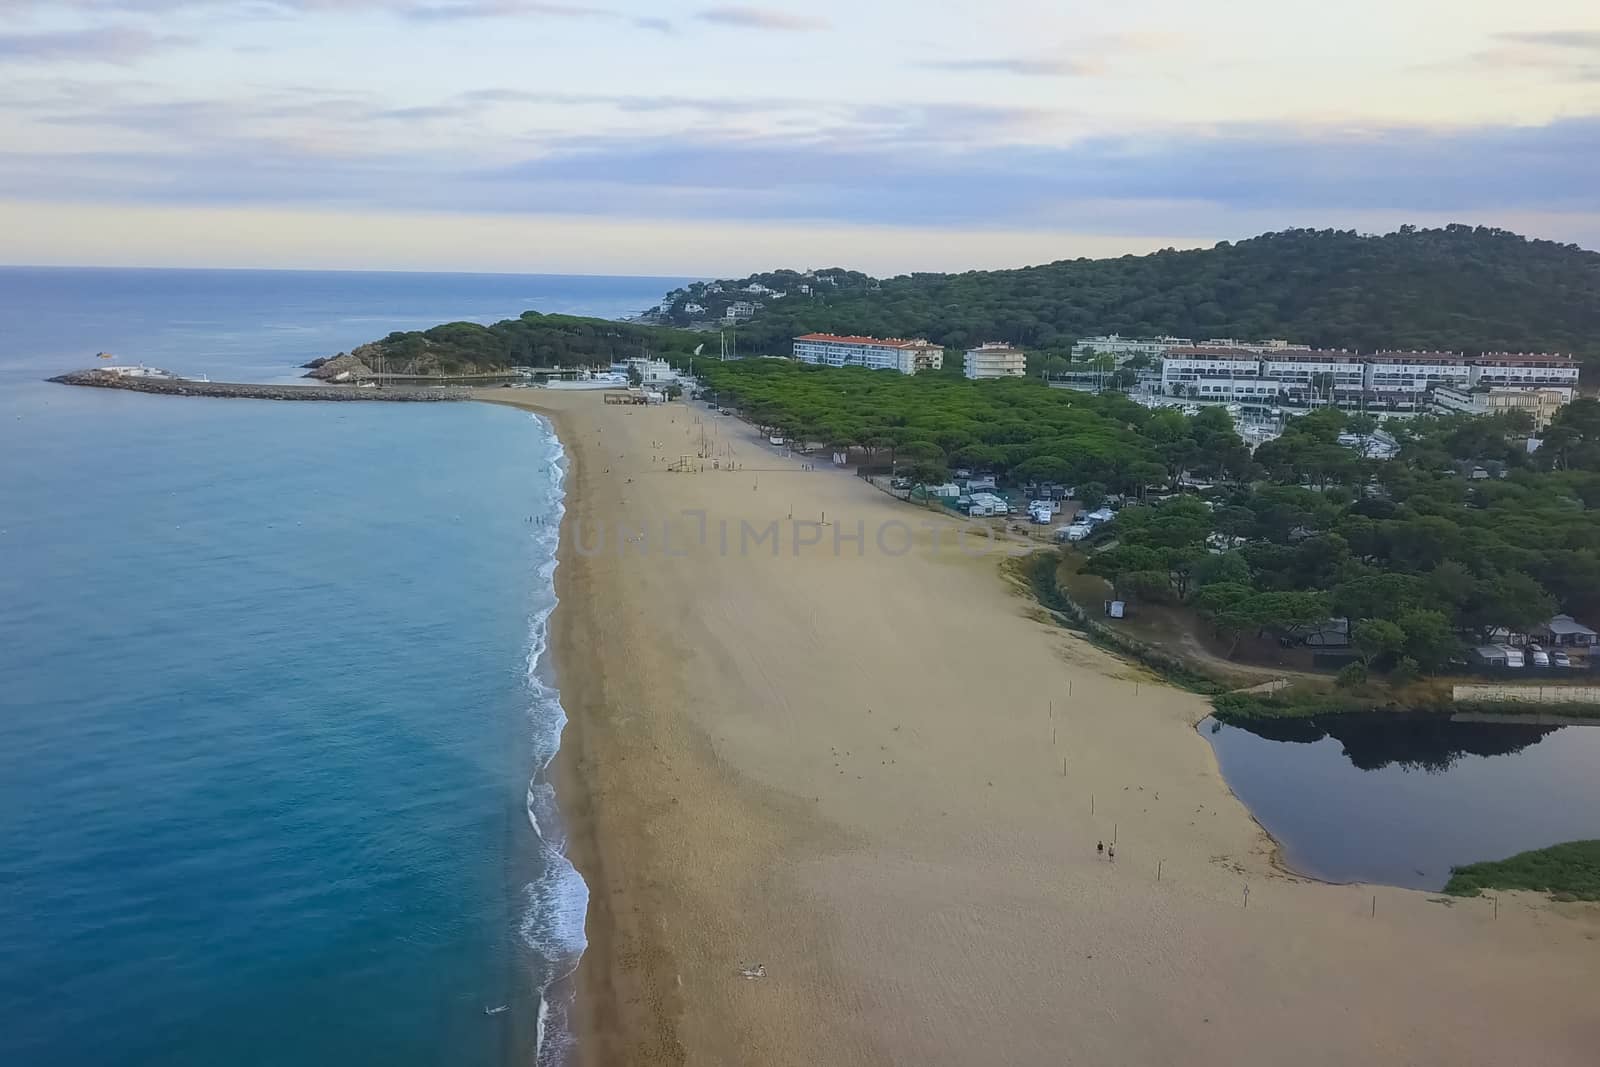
0 267 691 1066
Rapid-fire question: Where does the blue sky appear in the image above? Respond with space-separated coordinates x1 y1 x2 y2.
2 1 1598 273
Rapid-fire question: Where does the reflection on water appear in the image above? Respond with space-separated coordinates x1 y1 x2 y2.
1202 714 1600 890
1225 715 1559 773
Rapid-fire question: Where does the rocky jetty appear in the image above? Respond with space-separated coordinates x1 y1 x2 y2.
48 370 461 402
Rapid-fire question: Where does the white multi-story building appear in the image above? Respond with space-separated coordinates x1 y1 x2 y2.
1201 338 1312 353
963 342 1028 380
682 302 706 315
1469 353 1580 398
1432 385 1571 429
1361 351 1471 409
792 333 934 374
1160 346 1278 402
1071 334 1310 364
1264 350 1366 406
1071 334 1193 363
623 357 681 387
724 301 757 323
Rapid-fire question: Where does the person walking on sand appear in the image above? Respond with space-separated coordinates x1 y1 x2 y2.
1107 845 1116 862
1097 840 1104 858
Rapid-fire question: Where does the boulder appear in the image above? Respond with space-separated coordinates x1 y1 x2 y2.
303 352 373 380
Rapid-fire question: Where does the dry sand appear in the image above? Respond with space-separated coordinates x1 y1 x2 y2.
480 389 1600 1067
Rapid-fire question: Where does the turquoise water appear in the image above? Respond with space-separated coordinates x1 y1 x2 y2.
0 268 686 1065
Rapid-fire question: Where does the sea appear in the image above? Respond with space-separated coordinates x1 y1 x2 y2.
0 267 693 1066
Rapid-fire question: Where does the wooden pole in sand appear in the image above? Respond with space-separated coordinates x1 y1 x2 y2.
1061 756 1067 777
1157 859 1163 881
1091 793 1095 814
1371 895 1376 918
1243 885 1250 909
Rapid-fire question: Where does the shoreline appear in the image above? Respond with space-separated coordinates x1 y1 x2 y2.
482 389 1599 1067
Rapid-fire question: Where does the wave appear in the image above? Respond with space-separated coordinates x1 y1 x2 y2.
517 414 588 1067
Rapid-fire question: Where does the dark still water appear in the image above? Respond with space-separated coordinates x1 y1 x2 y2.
1202 714 1600 890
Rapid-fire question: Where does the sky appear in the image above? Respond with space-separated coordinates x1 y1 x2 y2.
2 1 1599 275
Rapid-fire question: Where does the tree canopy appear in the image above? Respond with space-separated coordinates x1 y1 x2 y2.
657 226 1600 362
691 356 1600 676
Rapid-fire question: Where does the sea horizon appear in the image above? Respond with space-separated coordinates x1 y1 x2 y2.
1 263 701 282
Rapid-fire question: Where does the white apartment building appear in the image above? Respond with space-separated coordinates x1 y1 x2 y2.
1201 338 1312 353
1264 351 1366 405
724 301 757 323
1433 385 1571 429
1071 334 1193 363
1363 351 1471 408
1160 347 1278 402
1469 353 1580 398
963 342 1028 380
792 333 932 374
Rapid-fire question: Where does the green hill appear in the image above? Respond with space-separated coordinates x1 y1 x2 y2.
656 226 1600 361
341 311 708 375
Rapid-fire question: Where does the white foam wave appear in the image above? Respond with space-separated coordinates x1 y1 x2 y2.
516 413 587 1067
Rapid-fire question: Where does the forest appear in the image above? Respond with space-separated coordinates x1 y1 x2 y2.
692 357 1600 678
354 311 707 374
658 226 1600 361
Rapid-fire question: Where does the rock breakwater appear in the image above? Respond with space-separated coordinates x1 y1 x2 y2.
49 370 462 402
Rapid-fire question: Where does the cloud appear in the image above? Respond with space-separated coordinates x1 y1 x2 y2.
0 0 650 23
400 0 617 21
695 6 828 31
921 56 1100 77
1458 30 1600 83
1495 31 1600 50
0 27 186 64
4 73 1597 243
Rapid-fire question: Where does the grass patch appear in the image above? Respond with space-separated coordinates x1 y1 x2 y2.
1211 688 1368 721
1444 840 1600 901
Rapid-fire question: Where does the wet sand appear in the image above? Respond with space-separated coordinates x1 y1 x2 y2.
479 389 1600 1067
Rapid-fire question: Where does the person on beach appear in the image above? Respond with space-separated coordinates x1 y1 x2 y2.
1097 840 1104 857
1108 845 1116 862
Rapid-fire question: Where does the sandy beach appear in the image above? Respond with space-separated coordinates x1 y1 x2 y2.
480 389 1600 1067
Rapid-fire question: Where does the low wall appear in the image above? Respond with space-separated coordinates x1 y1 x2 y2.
1452 683 1600 704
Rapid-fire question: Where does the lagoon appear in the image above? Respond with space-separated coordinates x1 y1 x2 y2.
1202 713 1600 890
